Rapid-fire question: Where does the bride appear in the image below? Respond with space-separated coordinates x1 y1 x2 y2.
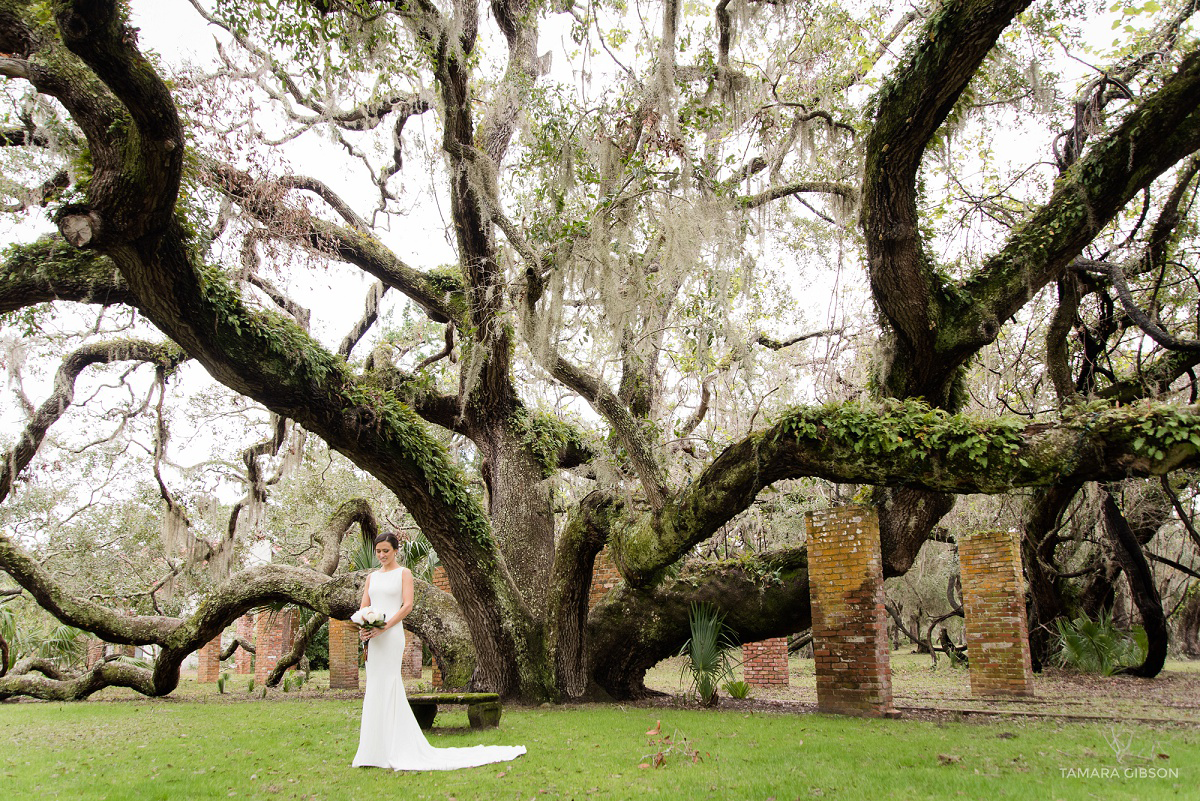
351 532 527 770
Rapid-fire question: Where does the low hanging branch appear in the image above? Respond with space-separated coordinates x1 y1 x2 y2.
220 635 254 661
0 496 392 700
266 612 327 686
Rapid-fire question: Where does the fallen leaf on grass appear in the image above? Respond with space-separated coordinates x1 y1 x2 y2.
496 771 507 778
937 753 962 765
638 763 650 769
646 720 661 736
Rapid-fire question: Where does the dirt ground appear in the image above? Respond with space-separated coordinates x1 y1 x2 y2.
642 652 1200 725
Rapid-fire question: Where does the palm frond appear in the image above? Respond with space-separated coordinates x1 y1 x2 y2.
36 623 87 668
678 602 737 705
350 527 380 572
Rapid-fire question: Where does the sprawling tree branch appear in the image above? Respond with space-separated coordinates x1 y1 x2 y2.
950 49 1200 376
338 281 389 358
0 236 136 312
613 400 1200 585
863 0 1033 400
207 162 463 325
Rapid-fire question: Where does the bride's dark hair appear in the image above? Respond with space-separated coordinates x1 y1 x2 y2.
374 531 401 550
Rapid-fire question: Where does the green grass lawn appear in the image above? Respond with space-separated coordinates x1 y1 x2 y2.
4 697 1197 801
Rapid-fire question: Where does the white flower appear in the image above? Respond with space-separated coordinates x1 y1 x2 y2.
351 607 387 628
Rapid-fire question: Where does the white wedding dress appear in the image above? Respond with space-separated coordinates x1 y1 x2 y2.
351 566 527 770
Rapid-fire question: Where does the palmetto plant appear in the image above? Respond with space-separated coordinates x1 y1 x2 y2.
679 602 737 707
399 532 439 580
349 528 380 572
0 605 17 672
36 623 88 669
350 528 439 577
1054 611 1147 676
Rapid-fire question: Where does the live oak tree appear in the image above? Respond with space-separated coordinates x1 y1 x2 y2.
1 0 1200 702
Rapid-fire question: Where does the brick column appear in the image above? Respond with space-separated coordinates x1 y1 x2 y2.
959 530 1035 698
806 505 894 717
328 618 360 690
86 639 105 668
235 615 254 675
742 637 789 686
197 635 222 683
589 549 621 609
429 568 453 688
254 609 297 685
402 633 424 678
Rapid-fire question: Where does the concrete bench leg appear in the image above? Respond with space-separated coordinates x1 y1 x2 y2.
467 701 501 729
411 702 437 729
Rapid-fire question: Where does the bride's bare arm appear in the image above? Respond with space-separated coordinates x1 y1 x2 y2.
360 574 372 609
386 568 414 630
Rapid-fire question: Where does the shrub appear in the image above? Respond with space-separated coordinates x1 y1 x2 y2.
679 602 737 706
1053 611 1147 675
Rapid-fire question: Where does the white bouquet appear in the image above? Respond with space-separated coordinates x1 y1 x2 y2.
351 607 387 629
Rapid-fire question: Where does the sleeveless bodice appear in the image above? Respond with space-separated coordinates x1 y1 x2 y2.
368 567 406 618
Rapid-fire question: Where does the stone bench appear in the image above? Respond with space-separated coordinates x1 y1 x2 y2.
408 692 503 729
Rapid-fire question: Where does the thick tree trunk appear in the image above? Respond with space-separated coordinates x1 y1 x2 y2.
1101 490 1168 677
545 491 618 699
481 428 556 620
876 487 957 577
1179 591 1200 658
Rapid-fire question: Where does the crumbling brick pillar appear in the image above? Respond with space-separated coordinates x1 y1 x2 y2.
328 618 360 690
196 635 222 683
806 505 894 717
959 529 1035 698
235 615 254 675
254 609 297 685
402 633 424 678
589 549 621 609
742 637 789 686
429 567 453 688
